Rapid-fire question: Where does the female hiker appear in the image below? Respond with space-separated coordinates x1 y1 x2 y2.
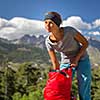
44 11 91 100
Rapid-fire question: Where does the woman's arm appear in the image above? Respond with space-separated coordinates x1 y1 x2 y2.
71 32 88 67
48 50 60 69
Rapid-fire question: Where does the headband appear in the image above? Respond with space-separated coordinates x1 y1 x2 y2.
44 13 61 27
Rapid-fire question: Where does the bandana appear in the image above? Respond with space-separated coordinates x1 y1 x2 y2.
44 13 61 27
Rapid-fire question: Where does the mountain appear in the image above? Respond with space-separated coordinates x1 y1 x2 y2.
0 38 18 52
11 34 100 50
0 35 100 66
0 35 49 64
88 37 100 50
11 34 46 49
18 34 37 45
84 33 100 42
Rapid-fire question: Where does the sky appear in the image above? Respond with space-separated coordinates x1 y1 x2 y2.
0 0 100 40
0 0 100 21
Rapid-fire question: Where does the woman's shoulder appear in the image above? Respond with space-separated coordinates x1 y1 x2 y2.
63 26 79 36
63 26 77 31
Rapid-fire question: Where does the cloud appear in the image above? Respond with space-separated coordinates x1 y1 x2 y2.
0 17 46 40
63 16 91 30
0 18 8 28
92 19 100 28
88 31 100 35
0 16 100 40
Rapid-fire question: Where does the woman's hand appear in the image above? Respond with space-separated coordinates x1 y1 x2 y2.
70 61 78 67
70 57 79 67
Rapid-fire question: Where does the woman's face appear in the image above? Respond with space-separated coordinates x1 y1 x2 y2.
44 19 57 32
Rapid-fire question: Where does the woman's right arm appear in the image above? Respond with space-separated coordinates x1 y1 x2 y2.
48 50 60 70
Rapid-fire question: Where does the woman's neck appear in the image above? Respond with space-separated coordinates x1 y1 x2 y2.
50 27 64 42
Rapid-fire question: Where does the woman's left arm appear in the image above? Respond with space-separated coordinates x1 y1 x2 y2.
71 32 89 67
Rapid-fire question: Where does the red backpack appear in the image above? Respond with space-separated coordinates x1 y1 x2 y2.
44 68 72 100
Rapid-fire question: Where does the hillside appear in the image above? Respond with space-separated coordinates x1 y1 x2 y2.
0 36 100 100
0 35 100 66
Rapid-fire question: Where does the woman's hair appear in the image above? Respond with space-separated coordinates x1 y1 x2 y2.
44 11 62 27
47 12 62 23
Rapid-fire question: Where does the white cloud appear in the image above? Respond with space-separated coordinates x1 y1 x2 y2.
63 16 91 30
92 19 100 28
0 16 100 40
0 18 8 28
0 17 46 40
88 31 100 35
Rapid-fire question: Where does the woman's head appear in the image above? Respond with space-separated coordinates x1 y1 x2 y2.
44 12 62 27
44 12 62 32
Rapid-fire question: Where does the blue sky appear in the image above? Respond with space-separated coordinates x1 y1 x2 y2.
0 0 100 40
0 0 100 22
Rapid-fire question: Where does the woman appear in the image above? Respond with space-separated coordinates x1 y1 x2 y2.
44 11 91 100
